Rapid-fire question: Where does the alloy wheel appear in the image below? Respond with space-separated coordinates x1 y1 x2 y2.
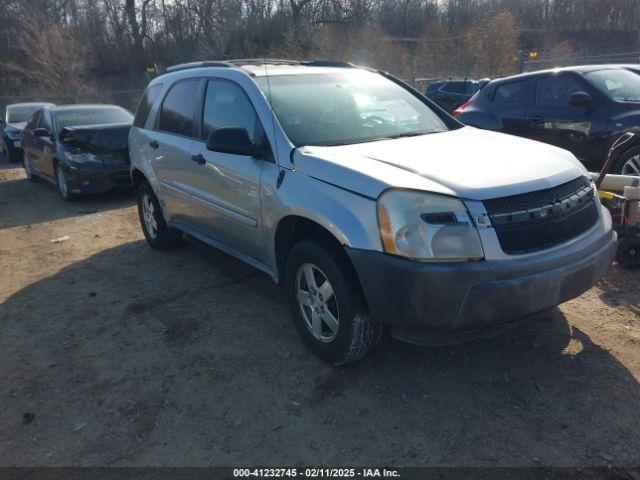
24 157 32 179
622 154 640 176
142 194 158 239
295 263 340 343
56 166 68 197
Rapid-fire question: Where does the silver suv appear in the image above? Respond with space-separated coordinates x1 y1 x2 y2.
129 59 617 365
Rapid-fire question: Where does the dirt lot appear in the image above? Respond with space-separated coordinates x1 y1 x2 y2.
0 159 639 467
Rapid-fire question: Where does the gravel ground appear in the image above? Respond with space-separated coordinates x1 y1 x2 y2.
0 159 639 467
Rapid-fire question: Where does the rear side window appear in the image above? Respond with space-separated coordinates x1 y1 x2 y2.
134 84 162 128
442 82 466 94
494 81 528 104
201 80 259 142
158 79 200 137
535 76 583 106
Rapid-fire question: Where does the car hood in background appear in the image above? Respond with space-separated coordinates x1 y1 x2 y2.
6 121 27 131
59 123 132 152
293 127 587 200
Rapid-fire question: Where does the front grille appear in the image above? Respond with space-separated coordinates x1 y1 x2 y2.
484 177 599 254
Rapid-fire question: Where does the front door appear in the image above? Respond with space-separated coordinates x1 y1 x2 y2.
526 74 607 168
188 78 268 263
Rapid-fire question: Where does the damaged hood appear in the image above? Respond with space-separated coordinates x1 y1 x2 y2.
7 121 27 131
293 127 587 200
59 123 131 151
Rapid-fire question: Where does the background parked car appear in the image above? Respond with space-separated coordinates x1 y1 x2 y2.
1 102 54 162
20 104 133 200
425 78 489 113
455 65 640 174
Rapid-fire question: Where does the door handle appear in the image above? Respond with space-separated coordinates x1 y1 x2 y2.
149 140 159 149
191 153 206 165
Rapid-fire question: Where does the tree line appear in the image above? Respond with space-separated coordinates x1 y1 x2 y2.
1 0 639 108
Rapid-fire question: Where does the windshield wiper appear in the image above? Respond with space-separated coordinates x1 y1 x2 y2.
384 131 431 140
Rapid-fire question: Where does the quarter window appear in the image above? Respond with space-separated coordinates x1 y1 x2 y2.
158 79 200 137
134 84 162 128
535 76 584 106
201 80 259 142
494 81 528 104
25 110 42 130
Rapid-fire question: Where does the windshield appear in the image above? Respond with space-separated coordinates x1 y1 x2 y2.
585 69 640 102
7 105 42 123
256 70 448 146
54 107 133 135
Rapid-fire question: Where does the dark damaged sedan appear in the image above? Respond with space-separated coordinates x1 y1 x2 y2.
21 104 133 200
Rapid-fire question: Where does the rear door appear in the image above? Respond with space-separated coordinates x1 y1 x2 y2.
526 73 608 166
146 78 202 225
188 78 269 262
489 78 533 137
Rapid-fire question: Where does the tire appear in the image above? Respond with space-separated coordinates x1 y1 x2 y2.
23 156 39 182
285 240 382 366
55 162 77 201
612 145 640 176
136 182 182 250
616 236 640 269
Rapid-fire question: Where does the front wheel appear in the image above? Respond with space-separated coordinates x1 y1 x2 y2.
55 163 76 201
285 240 382 366
613 146 640 176
136 182 182 249
23 156 39 182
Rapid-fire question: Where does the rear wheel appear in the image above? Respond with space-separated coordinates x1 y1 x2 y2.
136 182 182 249
285 240 382 366
55 163 76 201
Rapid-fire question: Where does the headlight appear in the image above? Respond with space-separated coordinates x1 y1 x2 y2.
64 151 104 166
6 129 20 139
377 189 484 261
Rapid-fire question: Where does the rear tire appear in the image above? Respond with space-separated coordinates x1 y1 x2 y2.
136 182 182 250
285 240 382 366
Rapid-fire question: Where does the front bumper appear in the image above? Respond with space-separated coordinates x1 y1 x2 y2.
347 224 617 346
3 136 23 161
62 163 132 194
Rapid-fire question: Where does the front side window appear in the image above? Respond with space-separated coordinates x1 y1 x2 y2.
494 81 529 104
201 80 259 142
54 107 133 135
39 112 52 132
158 79 200 137
255 70 448 147
134 83 163 128
535 76 584 106
585 69 640 102
25 110 42 130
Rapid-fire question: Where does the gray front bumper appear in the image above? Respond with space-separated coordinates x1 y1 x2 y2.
346 227 617 346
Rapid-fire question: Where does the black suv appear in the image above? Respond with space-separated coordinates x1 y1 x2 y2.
425 78 489 113
455 65 640 174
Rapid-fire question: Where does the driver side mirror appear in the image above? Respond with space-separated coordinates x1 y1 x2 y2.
206 127 262 157
568 91 592 107
33 128 51 137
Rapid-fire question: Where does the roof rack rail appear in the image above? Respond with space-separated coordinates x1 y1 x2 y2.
226 58 301 66
165 61 233 73
301 60 355 68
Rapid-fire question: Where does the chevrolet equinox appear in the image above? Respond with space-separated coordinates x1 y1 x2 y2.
128 60 617 365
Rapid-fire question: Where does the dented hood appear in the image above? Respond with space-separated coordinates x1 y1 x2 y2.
293 127 587 200
59 123 131 152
